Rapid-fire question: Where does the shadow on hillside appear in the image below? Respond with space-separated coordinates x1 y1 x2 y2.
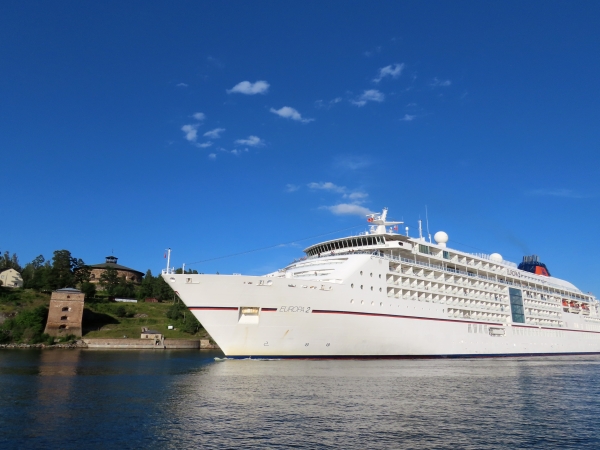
82 308 119 334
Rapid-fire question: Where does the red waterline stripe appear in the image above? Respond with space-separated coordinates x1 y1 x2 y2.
262 308 277 312
189 307 238 311
311 309 502 327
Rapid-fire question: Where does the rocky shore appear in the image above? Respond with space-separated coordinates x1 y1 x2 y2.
0 341 87 349
0 339 219 350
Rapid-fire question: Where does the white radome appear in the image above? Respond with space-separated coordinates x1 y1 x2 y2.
434 231 449 247
490 253 503 262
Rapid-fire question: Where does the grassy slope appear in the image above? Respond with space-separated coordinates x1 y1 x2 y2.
83 301 212 340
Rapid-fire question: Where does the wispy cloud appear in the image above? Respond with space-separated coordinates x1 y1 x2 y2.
400 114 416 121
208 153 217 160
528 188 590 199
334 155 372 170
203 128 225 139
346 192 368 201
324 203 373 216
373 63 404 83
192 112 206 121
308 182 346 193
430 77 452 87
181 124 199 142
315 97 342 109
285 184 300 192
196 142 213 148
176 82 189 88
235 135 264 147
270 106 314 123
351 89 385 107
363 46 382 57
227 80 270 95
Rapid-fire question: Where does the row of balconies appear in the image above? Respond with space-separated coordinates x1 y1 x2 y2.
387 286 508 305
388 275 507 297
446 308 509 321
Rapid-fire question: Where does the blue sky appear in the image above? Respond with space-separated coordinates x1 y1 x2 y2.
2 1 599 293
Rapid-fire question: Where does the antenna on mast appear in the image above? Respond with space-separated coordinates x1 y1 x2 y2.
425 205 431 243
418 219 423 241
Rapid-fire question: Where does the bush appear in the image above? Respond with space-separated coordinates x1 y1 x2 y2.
0 305 48 343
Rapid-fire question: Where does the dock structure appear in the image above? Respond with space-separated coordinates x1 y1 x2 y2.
44 288 85 337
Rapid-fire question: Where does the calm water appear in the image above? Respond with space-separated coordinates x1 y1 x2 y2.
1 350 600 449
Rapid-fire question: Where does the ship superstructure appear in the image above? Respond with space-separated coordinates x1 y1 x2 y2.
163 209 600 357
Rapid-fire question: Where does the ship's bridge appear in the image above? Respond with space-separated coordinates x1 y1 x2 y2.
304 208 407 257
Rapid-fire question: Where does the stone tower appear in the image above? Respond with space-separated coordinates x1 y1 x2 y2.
44 288 85 337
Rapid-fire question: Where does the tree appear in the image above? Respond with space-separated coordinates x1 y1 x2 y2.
73 259 91 286
80 281 97 300
99 267 120 296
48 250 75 289
0 251 21 272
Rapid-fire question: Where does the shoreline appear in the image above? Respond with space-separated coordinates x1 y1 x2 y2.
0 338 220 350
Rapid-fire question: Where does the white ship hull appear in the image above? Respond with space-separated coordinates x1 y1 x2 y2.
165 253 600 357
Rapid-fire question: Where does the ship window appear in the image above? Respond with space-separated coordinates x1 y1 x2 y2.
443 251 450 259
419 244 430 254
509 288 525 324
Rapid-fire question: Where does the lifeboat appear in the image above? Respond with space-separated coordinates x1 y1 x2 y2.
562 299 570 312
581 303 590 315
569 301 581 314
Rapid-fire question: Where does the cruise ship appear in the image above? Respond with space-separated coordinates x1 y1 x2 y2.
163 209 600 357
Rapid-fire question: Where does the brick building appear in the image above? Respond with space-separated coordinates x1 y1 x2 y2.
89 256 144 286
44 288 85 337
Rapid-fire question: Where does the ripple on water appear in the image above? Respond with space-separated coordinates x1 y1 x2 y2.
1 351 600 449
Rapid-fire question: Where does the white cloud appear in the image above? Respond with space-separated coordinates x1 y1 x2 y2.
400 114 415 121
192 112 206 121
227 80 270 95
308 182 346 193
351 89 385 107
208 153 216 160
373 63 404 83
176 82 189 87
315 97 343 109
325 203 373 216
334 155 372 170
285 184 300 192
181 124 199 142
345 191 368 201
270 106 314 123
196 142 213 148
230 148 249 156
235 135 264 147
203 128 225 139
431 77 452 87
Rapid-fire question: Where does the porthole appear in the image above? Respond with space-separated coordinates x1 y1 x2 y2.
350 299 354 303
351 283 354 288
379 274 381 279
360 285 363 289
360 271 363 275
370 273 373 277
370 286 373 291
379 288 382 292
361 300 364 304
371 301 374 305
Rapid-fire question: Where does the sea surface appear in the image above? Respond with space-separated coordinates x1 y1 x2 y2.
1 350 600 449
